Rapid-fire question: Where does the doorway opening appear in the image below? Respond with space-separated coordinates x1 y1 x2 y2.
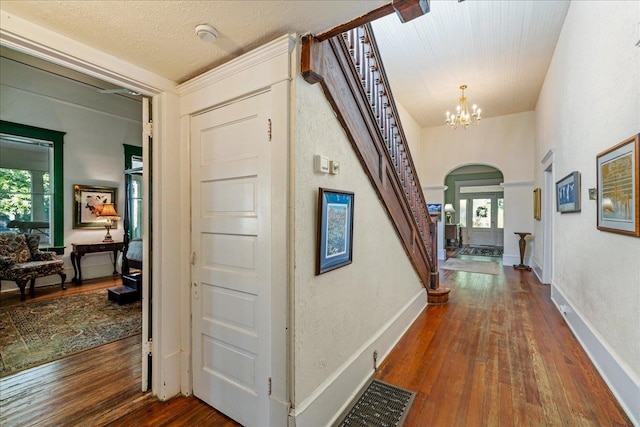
445 164 504 248
0 46 150 390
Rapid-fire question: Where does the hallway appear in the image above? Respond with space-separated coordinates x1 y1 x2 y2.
0 260 631 426
376 256 632 426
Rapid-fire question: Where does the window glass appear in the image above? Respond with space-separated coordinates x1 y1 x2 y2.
459 199 467 227
130 174 143 239
124 147 143 240
497 198 504 229
0 135 54 245
472 198 492 228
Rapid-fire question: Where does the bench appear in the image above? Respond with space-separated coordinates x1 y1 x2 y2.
0 232 66 301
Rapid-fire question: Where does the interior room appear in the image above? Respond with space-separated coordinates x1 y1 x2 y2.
0 46 145 387
0 1 638 426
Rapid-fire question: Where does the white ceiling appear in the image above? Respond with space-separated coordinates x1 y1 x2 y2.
0 0 570 128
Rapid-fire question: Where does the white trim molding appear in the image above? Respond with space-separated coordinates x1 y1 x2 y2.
0 10 175 95
178 34 295 116
500 181 534 188
541 148 555 166
423 185 448 192
290 289 427 426
551 284 640 425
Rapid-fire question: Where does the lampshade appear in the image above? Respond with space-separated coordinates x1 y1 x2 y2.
444 203 456 213
99 203 119 217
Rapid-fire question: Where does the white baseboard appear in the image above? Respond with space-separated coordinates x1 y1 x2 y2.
551 284 640 426
502 254 532 268
291 289 427 427
532 258 543 283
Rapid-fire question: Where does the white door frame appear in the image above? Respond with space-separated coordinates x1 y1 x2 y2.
468 193 503 246
1 10 185 399
178 35 293 423
455 177 504 247
542 150 555 284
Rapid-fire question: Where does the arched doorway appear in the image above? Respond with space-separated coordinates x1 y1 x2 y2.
445 165 504 248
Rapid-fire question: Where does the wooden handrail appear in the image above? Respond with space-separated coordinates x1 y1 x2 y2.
302 25 439 290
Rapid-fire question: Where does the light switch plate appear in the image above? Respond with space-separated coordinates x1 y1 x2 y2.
315 155 329 173
330 160 340 174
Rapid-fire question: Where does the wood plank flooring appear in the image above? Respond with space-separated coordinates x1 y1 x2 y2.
1 259 632 426
376 255 632 426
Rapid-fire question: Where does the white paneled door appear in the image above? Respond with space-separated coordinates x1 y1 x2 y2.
191 92 271 426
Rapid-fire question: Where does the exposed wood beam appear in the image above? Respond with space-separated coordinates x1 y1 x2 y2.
316 0 429 41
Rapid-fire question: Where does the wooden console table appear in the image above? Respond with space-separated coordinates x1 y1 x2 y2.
445 224 460 248
70 241 124 284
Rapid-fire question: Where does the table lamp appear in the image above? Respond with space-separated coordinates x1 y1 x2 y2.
444 203 456 224
99 203 120 242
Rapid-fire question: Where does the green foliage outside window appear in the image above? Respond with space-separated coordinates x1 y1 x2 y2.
0 168 32 221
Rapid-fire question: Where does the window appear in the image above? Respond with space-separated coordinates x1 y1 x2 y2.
459 199 467 227
497 198 504 229
0 121 64 253
124 144 143 240
472 198 492 228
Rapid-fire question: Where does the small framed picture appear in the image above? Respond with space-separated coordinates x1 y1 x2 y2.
556 172 581 213
427 203 442 221
596 134 639 237
73 184 118 229
316 188 354 275
533 188 541 220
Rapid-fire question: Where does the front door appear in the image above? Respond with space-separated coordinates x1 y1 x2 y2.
468 194 503 246
191 92 271 426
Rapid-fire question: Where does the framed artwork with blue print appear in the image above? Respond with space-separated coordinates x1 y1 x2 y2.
556 171 581 213
316 188 354 275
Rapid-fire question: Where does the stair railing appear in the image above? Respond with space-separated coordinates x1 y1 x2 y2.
302 24 439 290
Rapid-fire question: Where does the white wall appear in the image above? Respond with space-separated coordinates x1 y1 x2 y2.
292 61 426 423
422 111 536 263
396 102 423 179
0 56 142 290
535 1 640 423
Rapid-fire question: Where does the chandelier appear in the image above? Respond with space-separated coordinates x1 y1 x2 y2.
445 85 482 129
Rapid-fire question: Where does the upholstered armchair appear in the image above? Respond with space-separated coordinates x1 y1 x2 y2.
0 232 66 301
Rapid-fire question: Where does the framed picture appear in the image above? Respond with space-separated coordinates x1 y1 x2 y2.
596 134 639 237
316 188 354 275
556 172 581 213
427 203 442 221
533 188 541 220
73 184 118 229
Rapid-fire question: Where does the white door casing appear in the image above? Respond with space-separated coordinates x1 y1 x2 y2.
141 96 151 392
191 92 272 426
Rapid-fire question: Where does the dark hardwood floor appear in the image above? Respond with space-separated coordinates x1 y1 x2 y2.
0 277 237 427
376 255 632 426
0 259 632 426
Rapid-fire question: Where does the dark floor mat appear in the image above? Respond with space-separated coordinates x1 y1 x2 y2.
335 379 415 426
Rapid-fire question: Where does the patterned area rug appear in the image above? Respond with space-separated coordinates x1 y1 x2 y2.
0 289 141 377
459 246 503 257
440 258 500 275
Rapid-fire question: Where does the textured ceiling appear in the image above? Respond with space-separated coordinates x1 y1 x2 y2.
0 0 570 128
0 0 387 82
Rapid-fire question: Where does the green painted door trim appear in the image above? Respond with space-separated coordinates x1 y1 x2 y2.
123 144 142 170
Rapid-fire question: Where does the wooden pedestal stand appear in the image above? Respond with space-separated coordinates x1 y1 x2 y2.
513 232 532 271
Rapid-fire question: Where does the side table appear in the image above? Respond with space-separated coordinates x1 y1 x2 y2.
70 241 124 284
513 232 532 271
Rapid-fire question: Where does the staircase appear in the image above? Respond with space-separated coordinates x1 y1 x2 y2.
302 25 448 302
